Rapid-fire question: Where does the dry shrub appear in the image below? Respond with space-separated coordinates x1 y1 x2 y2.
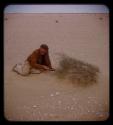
54 54 100 86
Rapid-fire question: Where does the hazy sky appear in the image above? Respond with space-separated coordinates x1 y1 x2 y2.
4 5 109 13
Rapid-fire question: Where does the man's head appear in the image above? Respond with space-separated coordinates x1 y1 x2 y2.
39 44 49 55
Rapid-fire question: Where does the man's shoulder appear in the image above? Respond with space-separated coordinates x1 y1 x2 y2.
27 49 40 61
33 49 40 54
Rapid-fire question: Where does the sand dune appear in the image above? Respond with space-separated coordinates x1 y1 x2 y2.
4 13 109 121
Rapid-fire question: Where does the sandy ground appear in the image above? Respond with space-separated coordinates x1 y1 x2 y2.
4 13 109 121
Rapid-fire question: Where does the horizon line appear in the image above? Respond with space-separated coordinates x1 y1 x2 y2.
4 5 109 14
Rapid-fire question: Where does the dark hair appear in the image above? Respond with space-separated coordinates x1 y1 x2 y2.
40 44 49 50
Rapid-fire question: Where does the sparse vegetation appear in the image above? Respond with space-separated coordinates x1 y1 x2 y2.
4 17 8 21
99 17 103 20
55 20 59 23
54 54 100 86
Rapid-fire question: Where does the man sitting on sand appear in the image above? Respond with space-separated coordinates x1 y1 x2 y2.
13 44 55 76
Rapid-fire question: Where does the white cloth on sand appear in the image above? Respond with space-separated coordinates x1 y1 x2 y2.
12 61 41 76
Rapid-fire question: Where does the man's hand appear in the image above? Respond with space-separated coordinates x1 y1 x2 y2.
49 68 55 71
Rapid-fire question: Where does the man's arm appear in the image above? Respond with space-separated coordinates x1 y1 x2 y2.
45 53 52 69
29 51 45 70
45 53 55 71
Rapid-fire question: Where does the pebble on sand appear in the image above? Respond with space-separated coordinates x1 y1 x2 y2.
33 105 37 108
50 94 54 97
91 110 95 113
88 96 96 99
55 20 59 23
40 95 44 98
95 112 100 115
58 100 62 104
56 92 60 95
72 98 75 101
67 106 70 109
87 110 90 113
70 107 74 110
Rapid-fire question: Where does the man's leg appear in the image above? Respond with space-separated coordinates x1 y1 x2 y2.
12 61 31 76
30 68 42 74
